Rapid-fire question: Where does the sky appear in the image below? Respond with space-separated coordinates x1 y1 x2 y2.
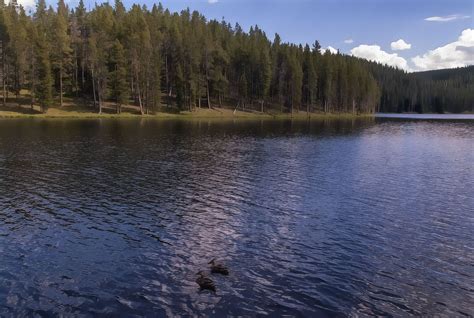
13 0 474 72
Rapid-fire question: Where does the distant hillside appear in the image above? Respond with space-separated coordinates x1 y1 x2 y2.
367 63 474 114
414 66 474 81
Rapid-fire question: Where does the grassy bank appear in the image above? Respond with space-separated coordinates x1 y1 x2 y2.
0 104 373 120
0 95 374 120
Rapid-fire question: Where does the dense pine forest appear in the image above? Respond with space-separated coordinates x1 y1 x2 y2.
0 0 472 115
367 63 474 113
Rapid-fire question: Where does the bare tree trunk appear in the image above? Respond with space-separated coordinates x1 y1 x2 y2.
91 68 97 109
206 80 211 109
165 55 170 108
136 76 144 115
2 43 6 107
97 79 102 114
74 51 79 96
59 62 64 108
31 58 35 109
145 78 149 115
81 42 85 89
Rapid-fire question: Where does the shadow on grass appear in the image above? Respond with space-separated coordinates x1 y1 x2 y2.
0 104 42 115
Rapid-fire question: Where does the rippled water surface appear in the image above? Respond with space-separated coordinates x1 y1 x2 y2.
0 118 473 317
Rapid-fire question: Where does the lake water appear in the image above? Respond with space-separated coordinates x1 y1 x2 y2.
0 117 473 317
376 113 474 120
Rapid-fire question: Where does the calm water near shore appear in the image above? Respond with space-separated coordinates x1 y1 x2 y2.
0 117 473 316
376 113 474 120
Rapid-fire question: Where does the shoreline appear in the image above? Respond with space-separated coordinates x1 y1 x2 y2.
0 107 375 120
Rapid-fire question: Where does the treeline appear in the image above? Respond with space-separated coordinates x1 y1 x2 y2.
365 62 474 114
0 0 380 114
1 1 472 115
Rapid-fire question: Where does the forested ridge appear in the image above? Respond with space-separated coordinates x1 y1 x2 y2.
0 0 472 115
366 63 474 114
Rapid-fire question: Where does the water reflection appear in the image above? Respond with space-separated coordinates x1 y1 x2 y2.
0 118 472 316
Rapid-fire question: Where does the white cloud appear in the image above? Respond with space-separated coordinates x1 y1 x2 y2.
208 0 219 4
425 14 470 22
412 28 474 71
344 39 354 44
391 39 411 51
325 46 338 54
6 0 35 7
351 44 409 70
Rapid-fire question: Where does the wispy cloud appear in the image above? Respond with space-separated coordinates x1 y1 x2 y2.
424 14 470 22
344 39 354 44
208 0 219 4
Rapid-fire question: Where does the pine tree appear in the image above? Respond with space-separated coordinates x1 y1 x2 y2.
0 0 470 116
110 40 128 113
0 6 10 105
53 0 72 107
34 26 53 112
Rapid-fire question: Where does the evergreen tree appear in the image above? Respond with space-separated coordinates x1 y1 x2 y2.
110 40 128 113
0 1 470 115
53 0 72 107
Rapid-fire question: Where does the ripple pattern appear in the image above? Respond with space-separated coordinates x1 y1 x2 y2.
0 118 473 317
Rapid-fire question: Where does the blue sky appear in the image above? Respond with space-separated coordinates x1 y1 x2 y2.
17 0 474 71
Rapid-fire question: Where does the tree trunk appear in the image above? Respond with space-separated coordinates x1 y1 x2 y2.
59 62 64 108
97 79 102 114
2 43 6 107
165 55 170 108
81 42 85 88
91 68 97 109
145 78 150 115
206 80 211 109
74 51 79 96
31 58 35 109
136 77 144 115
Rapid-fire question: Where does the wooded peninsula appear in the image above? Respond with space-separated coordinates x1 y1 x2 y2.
0 0 473 117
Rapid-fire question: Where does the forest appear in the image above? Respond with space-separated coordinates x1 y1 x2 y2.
0 0 472 115
367 63 474 114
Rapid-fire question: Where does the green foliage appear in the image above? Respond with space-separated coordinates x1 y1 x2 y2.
110 40 128 112
34 26 53 111
0 1 470 115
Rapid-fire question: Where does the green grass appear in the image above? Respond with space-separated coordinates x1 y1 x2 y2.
0 95 374 120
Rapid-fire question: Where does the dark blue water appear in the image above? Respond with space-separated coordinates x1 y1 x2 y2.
0 118 473 317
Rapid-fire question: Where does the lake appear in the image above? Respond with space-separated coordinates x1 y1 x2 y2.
0 117 472 317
